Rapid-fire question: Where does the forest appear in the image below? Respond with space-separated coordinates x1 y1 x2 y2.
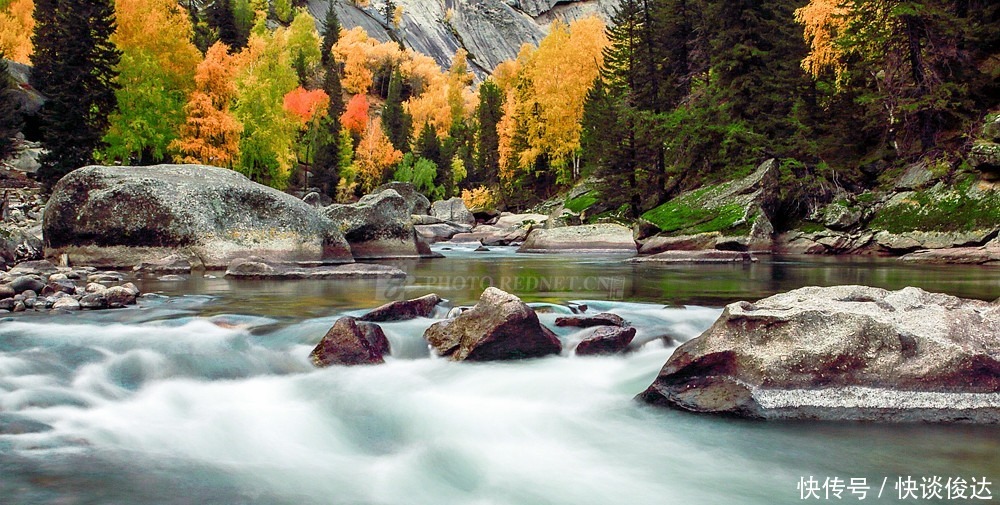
1 0 998 224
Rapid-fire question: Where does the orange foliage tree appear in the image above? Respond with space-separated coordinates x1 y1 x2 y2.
0 0 34 64
283 86 329 125
354 120 402 192
171 42 243 167
340 93 369 137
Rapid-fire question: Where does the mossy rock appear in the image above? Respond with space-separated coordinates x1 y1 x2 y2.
868 178 1000 235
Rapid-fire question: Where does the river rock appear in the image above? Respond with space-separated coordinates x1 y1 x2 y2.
0 284 14 299
51 297 81 311
0 298 14 311
225 257 406 279
899 243 1000 265
324 189 431 259
431 197 475 227
133 254 194 274
9 275 44 294
638 233 721 254
424 287 562 361
414 222 474 243
575 326 637 356
518 224 637 254
555 313 627 328
8 260 58 276
359 294 443 322
639 285 1000 423
79 293 108 310
43 164 353 268
309 316 390 366
375 181 431 215
629 250 757 263
0 225 43 266
103 286 138 307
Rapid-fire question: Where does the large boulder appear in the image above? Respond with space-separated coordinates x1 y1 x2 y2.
324 189 432 259
517 223 637 254
43 165 353 268
360 293 443 322
309 316 390 366
424 287 562 361
431 197 475 227
639 285 1000 423
375 181 431 215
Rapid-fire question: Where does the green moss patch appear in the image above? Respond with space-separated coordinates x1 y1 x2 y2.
641 186 748 235
869 180 1000 233
564 192 599 213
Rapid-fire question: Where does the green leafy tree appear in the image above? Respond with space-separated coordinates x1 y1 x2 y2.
393 152 438 197
32 0 121 187
287 7 321 86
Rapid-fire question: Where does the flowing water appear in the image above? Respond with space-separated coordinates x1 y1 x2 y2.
1 245 999 504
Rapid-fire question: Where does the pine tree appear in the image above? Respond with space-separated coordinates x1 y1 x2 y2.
207 0 245 51
0 53 23 161
382 0 395 27
416 122 449 195
32 0 120 187
381 68 411 153
320 0 340 68
313 62 345 196
473 79 502 187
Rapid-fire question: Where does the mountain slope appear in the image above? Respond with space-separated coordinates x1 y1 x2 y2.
306 0 620 76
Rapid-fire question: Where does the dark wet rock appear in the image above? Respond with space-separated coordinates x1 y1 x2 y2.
225 257 406 279
629 250 757 263
9 275 44 294
43 164 352 268
359 294 443 322
0 284 14 298
133 254 194 274
8 260 58 276
424 287 562 361
41 280 76 295
575 326 637 356
324 189 431 259
0 298 14 311
555 313 627 328
518 224 637 254
375 181 431 215
309 316 390 366
474 245 490 252
431 197 475 227
639 285 1000 423
11 301 25 312
79 293 108 310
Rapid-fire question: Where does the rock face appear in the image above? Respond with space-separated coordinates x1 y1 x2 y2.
309 316 390 366
360 293 443 322
375 182 431 215
324 189 431 259
43 165 353 268
639 285 1000 423
424 287 562 361
431 197 476 227
518 224 637 253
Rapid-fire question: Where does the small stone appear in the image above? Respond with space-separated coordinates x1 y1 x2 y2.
47 273 69 282
51 297 81 311
0 298 15 311
12 301 25 312
79 293 109 310
104 286 137 307
85 283 108 294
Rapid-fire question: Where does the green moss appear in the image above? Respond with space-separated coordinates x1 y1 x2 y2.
856 191 875 204
564 192 598 213
869 183 1000 233
796 221 827 233
641 186 747 235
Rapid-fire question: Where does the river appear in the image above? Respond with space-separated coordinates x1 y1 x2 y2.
1 245 998 504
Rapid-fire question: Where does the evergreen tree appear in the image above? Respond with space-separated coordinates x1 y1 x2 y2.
473 79 502 187
313 63 345 196
0 53 23 161
381 68 411 153
320 0 340 68
32 0 120 187
415 122 448 195
382 0 395 28
207 0 245 51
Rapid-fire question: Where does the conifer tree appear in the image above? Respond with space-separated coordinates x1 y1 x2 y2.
0 53 23 161
320 0 340 68
313 6 345 197
208 0 245 51
32 0 120 187
473 79 502 187
381 68 411 153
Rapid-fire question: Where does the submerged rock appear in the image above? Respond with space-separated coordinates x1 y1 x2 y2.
359 294 443 322
43 164 353 268
555 313 627 328
133 254 194 274
639 285 1000 423
518 224 637 254
225 257 406 279
424 287 562 361
629 250 757 263
575 326 636 356
310 316 391 366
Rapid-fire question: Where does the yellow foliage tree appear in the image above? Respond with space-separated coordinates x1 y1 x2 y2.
171 43 243 167
794 0 851 82
0 0 34 64
113 0 201 84
354 120 402 192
